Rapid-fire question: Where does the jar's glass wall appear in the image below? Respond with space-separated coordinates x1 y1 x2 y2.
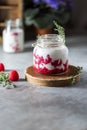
33 34 68 75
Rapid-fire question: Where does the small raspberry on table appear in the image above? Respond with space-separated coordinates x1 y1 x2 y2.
0 63 5 71
8 70 19 81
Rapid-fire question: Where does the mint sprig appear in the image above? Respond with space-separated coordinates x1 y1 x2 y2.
0 72 15 88
76 66 83 74
71 66 83 85
53 20 65 40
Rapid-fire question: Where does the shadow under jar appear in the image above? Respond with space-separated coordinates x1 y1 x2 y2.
33 34 69 75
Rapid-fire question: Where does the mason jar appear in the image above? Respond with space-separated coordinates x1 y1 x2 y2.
33 34 69 75
3 19 24 53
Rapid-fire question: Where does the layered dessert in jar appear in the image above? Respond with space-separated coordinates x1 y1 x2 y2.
33 34 68 75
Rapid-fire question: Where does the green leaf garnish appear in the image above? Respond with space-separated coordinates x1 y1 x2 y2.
76 66 83 74
0 72 15 88
71 76 76 85
53 20 65 40
71 66 83 85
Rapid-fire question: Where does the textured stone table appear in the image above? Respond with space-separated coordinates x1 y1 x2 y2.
0 36 87 130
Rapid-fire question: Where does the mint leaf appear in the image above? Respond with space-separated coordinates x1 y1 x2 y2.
0 72 15 88
53 20 65 40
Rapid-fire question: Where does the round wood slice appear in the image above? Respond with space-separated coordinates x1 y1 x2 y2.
25 65 80 87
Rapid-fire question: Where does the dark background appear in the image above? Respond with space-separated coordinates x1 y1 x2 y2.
23 0 87 41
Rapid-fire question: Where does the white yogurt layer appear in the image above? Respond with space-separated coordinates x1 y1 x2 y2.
33 44 68 71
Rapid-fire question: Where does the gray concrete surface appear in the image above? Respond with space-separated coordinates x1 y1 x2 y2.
0 36 87 130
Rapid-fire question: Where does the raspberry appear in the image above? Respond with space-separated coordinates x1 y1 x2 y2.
8 70 19 81
0 63 5 71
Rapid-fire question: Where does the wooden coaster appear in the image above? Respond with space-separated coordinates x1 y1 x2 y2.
25 65 80 87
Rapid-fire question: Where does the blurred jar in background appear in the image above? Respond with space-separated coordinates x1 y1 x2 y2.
3 19 24 53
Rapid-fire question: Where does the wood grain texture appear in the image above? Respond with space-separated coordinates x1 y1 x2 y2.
25 65 80 87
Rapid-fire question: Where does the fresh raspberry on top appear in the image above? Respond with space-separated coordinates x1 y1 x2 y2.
0 63 5 71
8 70 19 81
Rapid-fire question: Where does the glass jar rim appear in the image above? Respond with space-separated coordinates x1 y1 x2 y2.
36 34 65 48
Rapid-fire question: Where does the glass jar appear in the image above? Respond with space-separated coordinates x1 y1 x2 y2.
3 19 24 53
33 34 69 75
